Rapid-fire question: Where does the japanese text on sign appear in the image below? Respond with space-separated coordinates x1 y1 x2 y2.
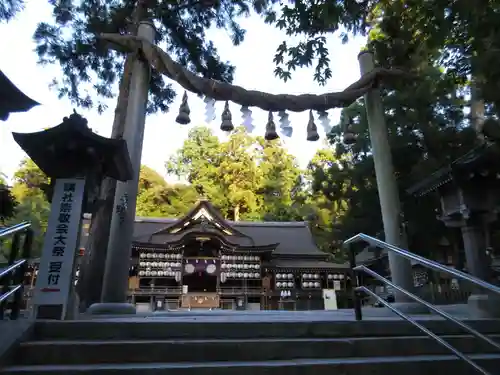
47 182 76 286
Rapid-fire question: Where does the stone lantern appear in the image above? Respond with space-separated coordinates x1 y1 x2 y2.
12 111 133 320
0 70 39 121
407 142 500 317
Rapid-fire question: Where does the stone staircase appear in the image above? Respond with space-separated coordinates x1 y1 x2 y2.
2 318 500 374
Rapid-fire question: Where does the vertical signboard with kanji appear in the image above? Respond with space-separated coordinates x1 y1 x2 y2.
33 178 85 319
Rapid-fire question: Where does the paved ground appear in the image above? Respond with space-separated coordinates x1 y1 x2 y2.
78 304 476 322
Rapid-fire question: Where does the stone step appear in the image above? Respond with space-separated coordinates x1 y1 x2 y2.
3 355 500 375
12 335 500 366
32 319 500 341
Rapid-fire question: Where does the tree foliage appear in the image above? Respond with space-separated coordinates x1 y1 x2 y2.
300 0 500 259
0 0 24 23
3 159 51 258
33 0 275 113
0 173 18 223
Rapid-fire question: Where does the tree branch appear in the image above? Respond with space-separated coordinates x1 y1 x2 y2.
99 33 417 112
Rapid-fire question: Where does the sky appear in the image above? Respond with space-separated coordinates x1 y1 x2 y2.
0 1 367 184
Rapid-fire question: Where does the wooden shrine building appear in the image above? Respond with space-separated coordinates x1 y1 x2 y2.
81 200 349 311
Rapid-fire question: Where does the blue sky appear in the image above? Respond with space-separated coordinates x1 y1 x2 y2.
0 1 366 183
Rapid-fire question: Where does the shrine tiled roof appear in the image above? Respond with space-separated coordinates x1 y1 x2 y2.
406 143 500 197
131 218 326 257
81 200 327 258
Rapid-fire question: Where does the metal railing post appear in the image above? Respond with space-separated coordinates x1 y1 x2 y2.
11 229 33 320
346 242 362 321
0 233 21 320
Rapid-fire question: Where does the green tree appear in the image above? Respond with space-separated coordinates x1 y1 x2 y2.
255 137 303 221
136 165 198 217
217 127 263 221
5 159 51 258
306 10 480 257
0 173 17 224
167 125 313 222
33 0 275 113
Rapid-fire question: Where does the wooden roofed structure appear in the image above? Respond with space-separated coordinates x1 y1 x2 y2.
80 200 350 311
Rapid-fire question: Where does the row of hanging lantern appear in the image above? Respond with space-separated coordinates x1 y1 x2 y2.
175 91 334 141
221 263 260 270
302 273 321 280
275 273 294 280
221 271 261 280
327 274 345 280
276 280 321 289
138 270 181 280
276 281 294 289
303 281 321 288
139 252 183 260
139 261 182 268
221 255 260 262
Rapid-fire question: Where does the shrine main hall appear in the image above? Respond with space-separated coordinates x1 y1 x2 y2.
81 200 350 311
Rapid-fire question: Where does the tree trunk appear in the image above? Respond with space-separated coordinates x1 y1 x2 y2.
470 76 485 143
234 204 240 222
77 0 149 310
77 56 134 310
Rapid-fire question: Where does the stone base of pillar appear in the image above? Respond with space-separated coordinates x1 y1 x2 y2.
467 294 500 318
86 303 137 316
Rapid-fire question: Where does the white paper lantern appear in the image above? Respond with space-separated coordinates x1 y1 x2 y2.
243 264 248 269
314 282 320 288
338 274 345 280
139 270 145 276
145 271 152 276
153 253 158 259
140 253 146 258
287 282 294 288
254 272 260 278
243 272 248 278
238 272 243 278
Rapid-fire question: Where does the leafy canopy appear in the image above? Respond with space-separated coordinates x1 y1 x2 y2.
33 0 275 113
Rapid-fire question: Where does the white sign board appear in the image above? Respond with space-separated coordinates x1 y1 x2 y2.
323 289 338 310
33 178 85 320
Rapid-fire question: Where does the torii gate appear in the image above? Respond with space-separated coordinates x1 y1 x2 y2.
86 21 418 314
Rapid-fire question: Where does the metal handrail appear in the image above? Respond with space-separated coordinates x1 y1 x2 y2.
358 265 500 353
0 222 33 320
0 259 26 279
359 287 490 375
344 232 500 295
344 232 499 375
0 221 31 238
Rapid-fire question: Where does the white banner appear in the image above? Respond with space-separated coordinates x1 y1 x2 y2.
33 178 85 319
